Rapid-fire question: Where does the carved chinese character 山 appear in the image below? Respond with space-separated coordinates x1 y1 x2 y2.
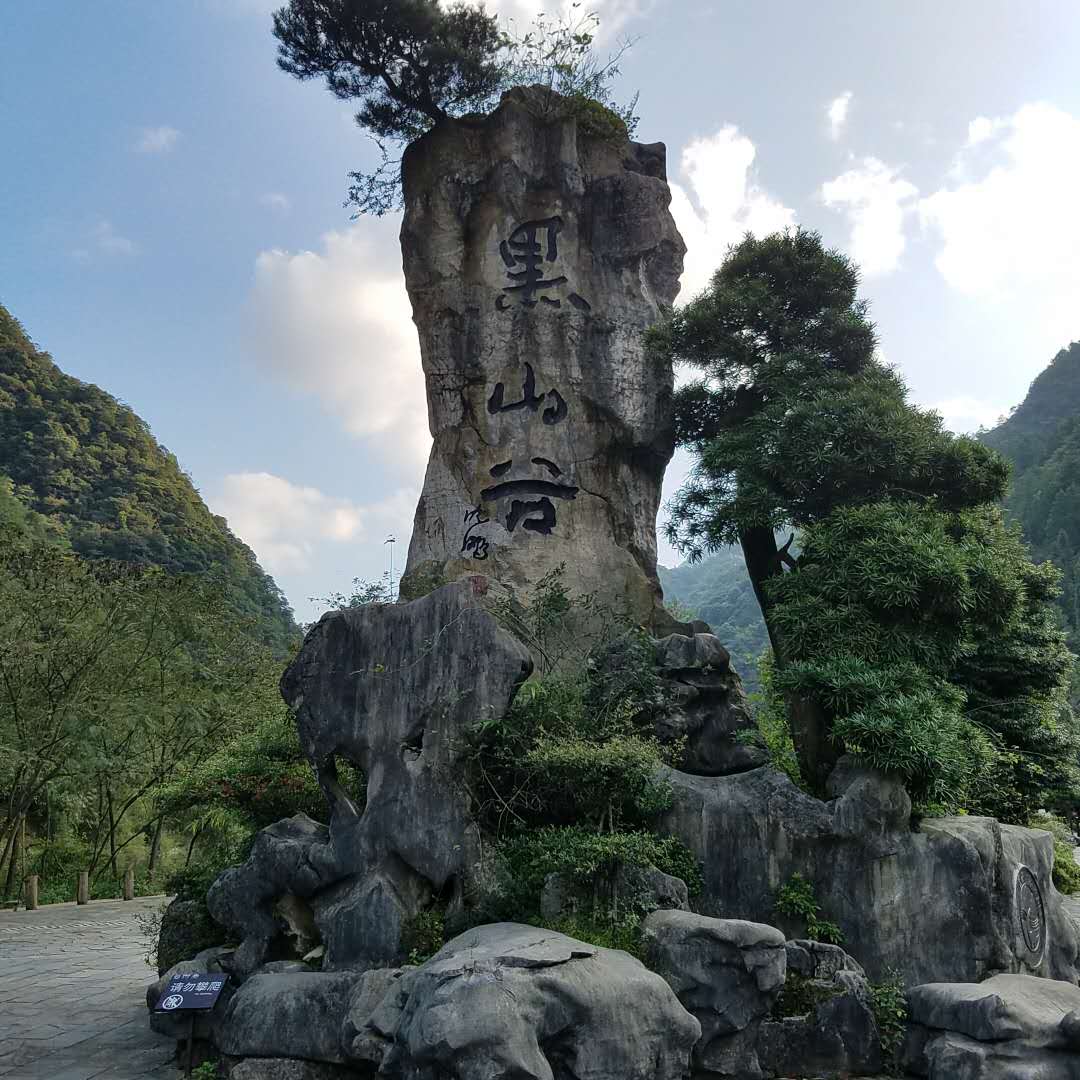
399 86 687 626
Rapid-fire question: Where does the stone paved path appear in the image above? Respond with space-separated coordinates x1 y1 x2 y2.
0 897 179 1080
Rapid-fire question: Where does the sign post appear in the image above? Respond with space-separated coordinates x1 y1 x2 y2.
154 972 229 1077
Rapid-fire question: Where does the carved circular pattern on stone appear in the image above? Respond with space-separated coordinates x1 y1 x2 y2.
1016 866 1045 958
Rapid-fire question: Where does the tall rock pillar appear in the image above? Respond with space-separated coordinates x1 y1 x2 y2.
400 87 686 624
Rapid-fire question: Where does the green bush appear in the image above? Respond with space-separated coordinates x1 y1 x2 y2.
868 968 908 1070
500 826 702 901
539 912 646 958
771 972 842 1018
1029 812 1080 894
749 652 803 789
402 909 445 966
774 873 843 944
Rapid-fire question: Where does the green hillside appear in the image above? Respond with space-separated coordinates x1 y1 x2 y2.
0 303 298 655
981 341 1080 663
659 546 768 691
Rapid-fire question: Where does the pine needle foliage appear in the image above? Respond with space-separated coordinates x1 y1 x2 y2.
272 0 639 213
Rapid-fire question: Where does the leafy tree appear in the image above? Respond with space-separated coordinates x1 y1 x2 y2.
0 521 285 898
653 229 1076 808
272 0 638 214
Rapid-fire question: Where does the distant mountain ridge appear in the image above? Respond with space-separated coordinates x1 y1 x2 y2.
0 302 298 656
981 341 1080 661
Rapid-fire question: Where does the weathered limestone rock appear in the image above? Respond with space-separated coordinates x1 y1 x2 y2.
659 761 1080 985
903 973 1080 1079
757 939 881 1079
351 921 700 1079
215 972 365 1064
653 632 765 775
207 580 531 977
642 911 786 1044
399 86 686 627
643 913 882 1080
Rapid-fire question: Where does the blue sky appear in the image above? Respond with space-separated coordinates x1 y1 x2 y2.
3 1 1080 620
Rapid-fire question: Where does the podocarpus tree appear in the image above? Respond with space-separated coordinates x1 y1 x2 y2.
654 229 1078 808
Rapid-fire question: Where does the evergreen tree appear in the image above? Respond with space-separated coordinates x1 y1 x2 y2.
653 230 1077 809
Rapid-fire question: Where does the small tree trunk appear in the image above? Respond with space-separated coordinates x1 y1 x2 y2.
106 786 118 876
740 525 842 796
25 875 38 911
184 826 201 869
785 691 842 797
2 815 23 899
77 870 89 905
123 867 135 901
147 818 163 875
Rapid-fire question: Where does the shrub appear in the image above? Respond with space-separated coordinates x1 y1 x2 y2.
1029 811 1080 894
868 968 908 1070
499 826 701 911
151 898 225 975
771 972 842 1018
749 651 803 789
402 909 446 965
774 872 843 945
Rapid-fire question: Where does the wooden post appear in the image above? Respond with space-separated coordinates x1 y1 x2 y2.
24 875 38 911
123 867 135 901
77 870 89 905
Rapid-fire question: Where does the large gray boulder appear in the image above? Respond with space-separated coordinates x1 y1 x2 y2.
660 761 1080 985
398 85 686 628
207 580 531 977
350 921 700 1080
642 912 882 1079
903 973 1080 1079
642 911 786 1043
215 972 366 1064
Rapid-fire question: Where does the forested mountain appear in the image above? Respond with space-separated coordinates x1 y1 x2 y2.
982 341 1080 662
659 547 768 690
0 303 298 655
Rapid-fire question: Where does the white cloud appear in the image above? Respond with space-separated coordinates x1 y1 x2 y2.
135 126 180 154
248 222 430 472
932 396 1007 435
489 0 646 41
669 126 796 302
72 219 137 260
209 471 416 577
827 91 853 141
820 157 918 276
260 192 291 212
965 116 998 147
919 102 1080 353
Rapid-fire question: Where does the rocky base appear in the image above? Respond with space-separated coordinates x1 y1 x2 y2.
902 974 1080 1079
149 916 901 1080
661 760 1080 985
